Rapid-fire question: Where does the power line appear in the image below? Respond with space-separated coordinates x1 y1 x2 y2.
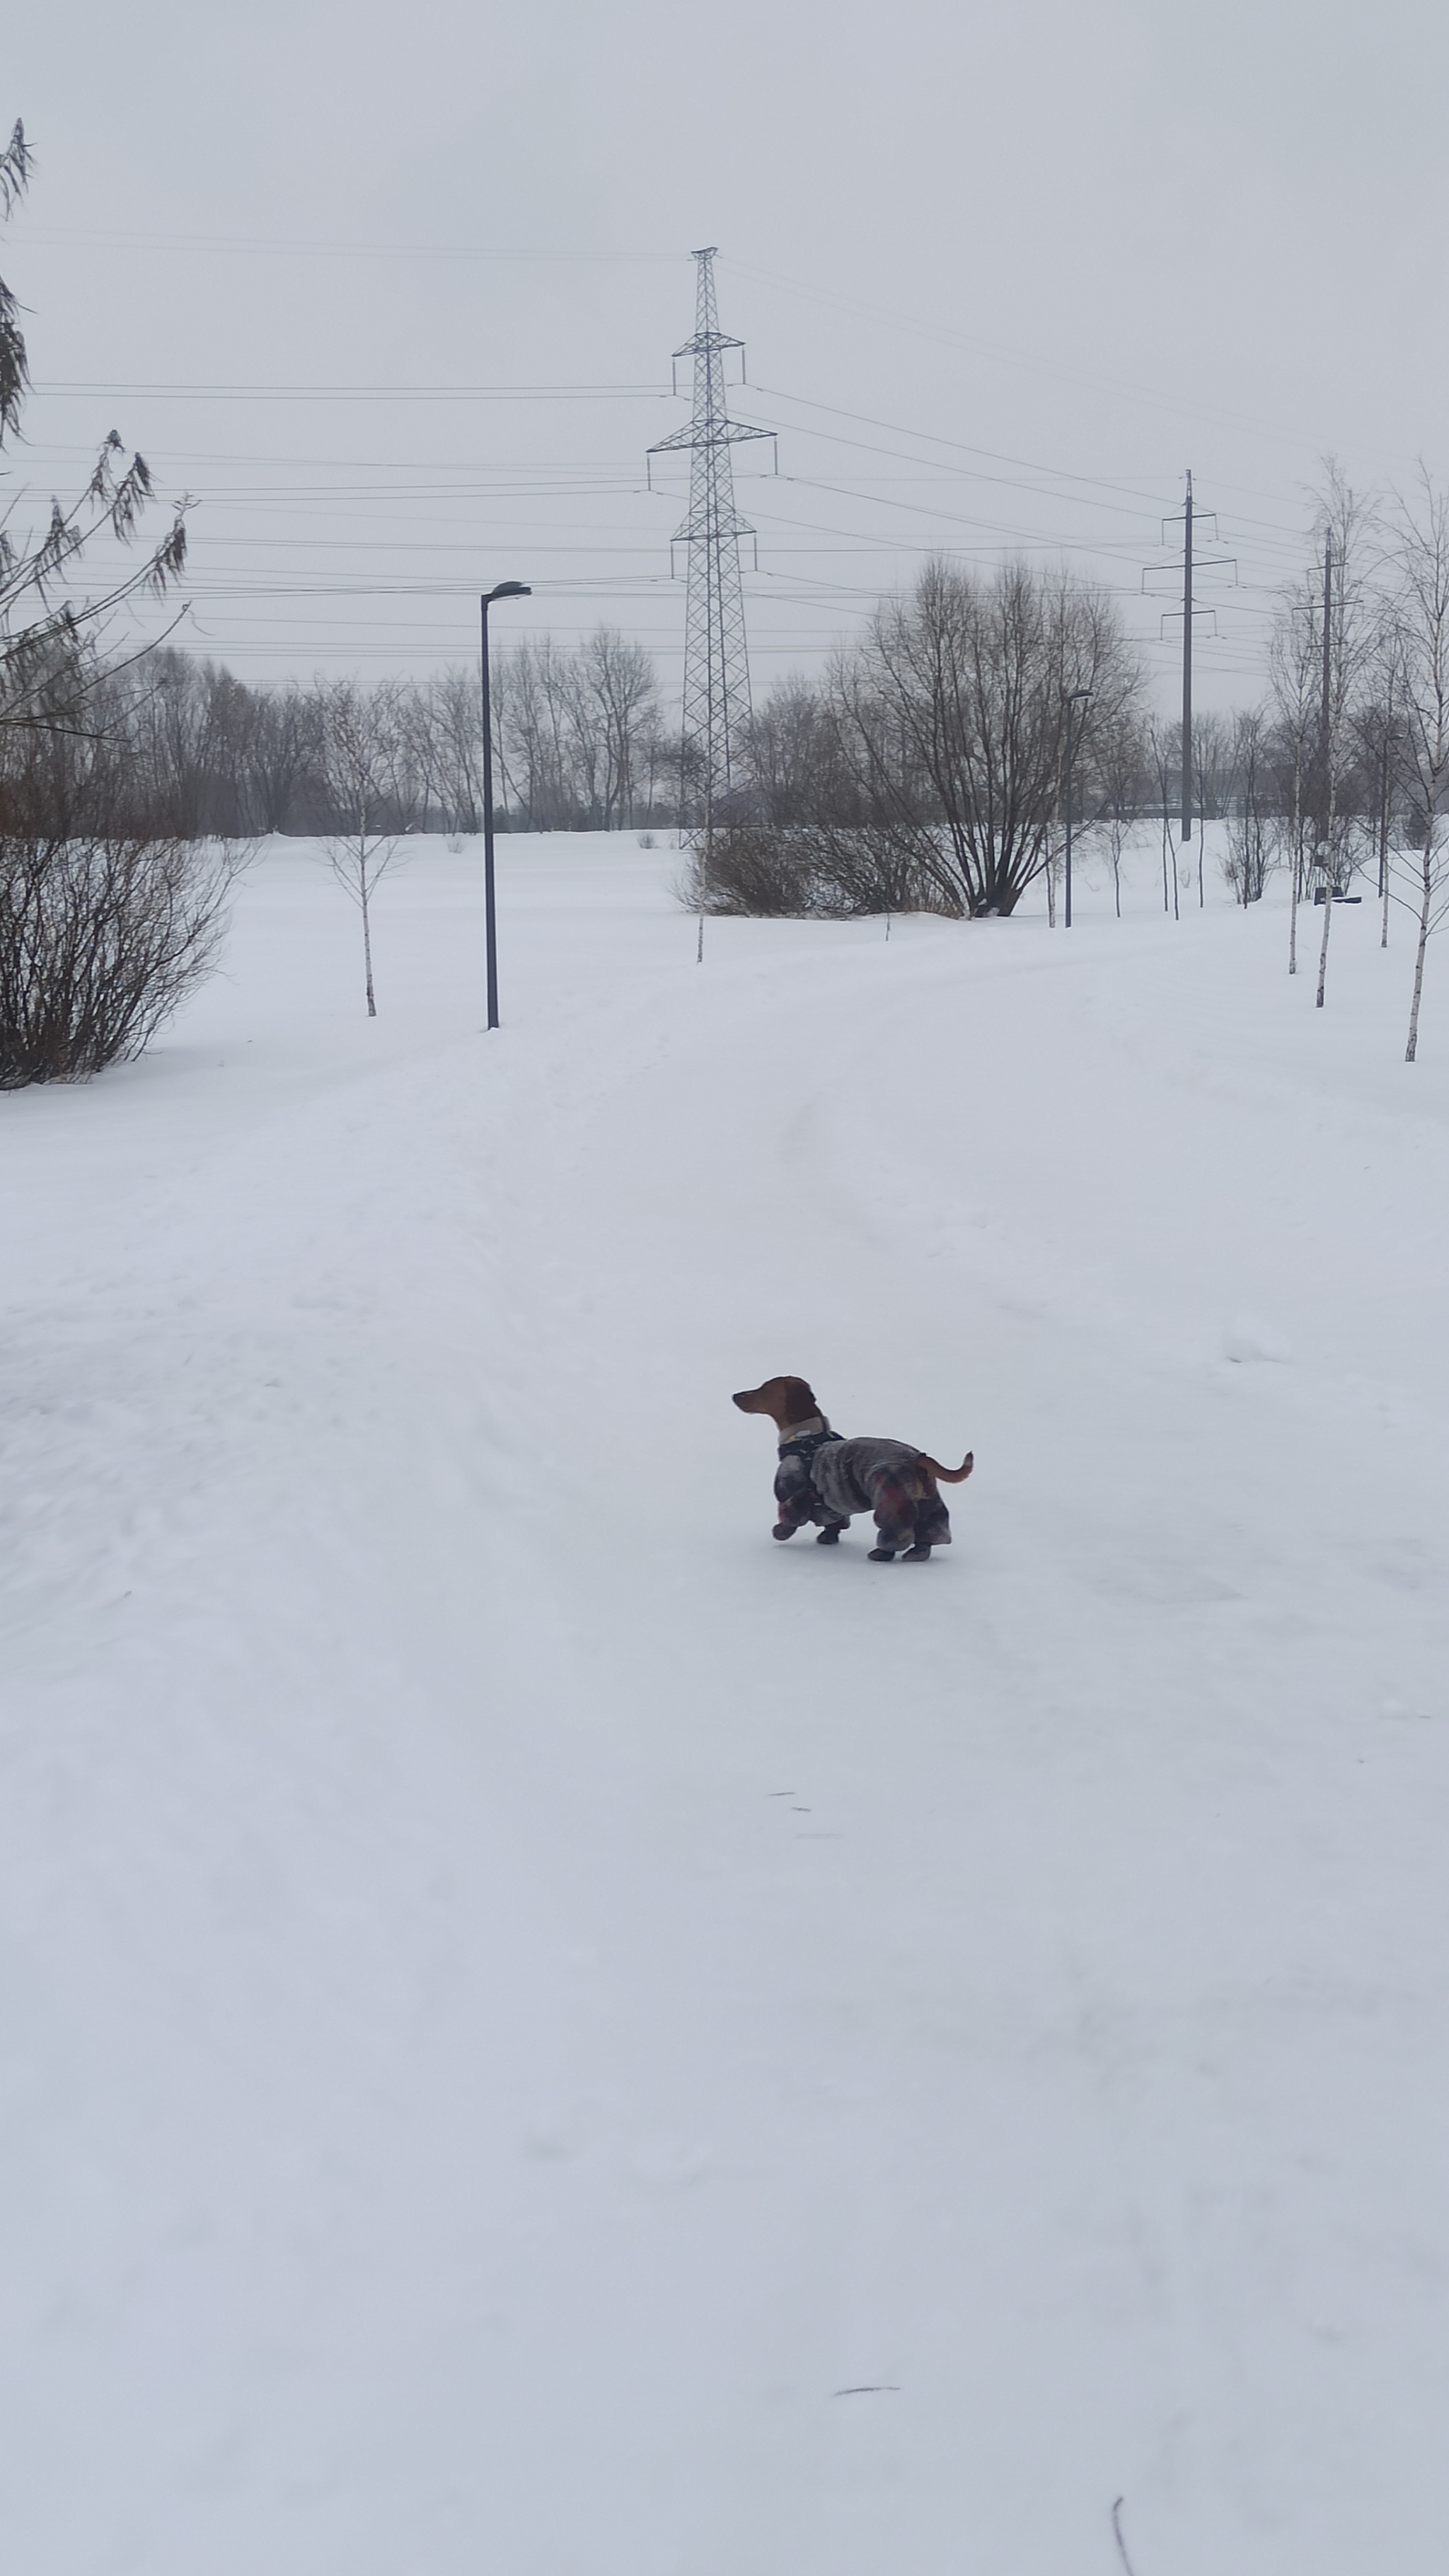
31 378 669 403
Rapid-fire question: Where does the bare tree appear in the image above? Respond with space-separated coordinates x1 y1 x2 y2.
1223 709 1278 904
1091 709 1148 918
318 681 408 1016
1351 639 1404 953
1269 586 1320 974
1145 716 1181 918
829 559 1143 917
582 626 657 828
244 683 322 835
423 665 485 833
495 634 581 828
746 675 848 823
1305 465 1379 1008
1190 711 1232 907
1385 475 1449 1062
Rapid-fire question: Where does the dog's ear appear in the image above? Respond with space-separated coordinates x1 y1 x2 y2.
780 1376 818 1423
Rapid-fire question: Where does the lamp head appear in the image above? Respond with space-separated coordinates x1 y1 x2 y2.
484 581 531 603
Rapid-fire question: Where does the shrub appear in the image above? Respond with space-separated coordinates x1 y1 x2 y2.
682 822 950 919
0 834 235 1086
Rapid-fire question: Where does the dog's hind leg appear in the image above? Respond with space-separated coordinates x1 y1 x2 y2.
911 1492 951 1556
867 1474 916 1562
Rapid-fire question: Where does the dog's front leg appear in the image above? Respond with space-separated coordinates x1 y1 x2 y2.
771 1454 817 1542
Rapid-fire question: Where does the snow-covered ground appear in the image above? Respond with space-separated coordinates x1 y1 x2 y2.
3 832 1447 2576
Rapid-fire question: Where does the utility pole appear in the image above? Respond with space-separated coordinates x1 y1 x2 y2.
1181 471 1194 841
1142 474 1233 881
648 249 775 958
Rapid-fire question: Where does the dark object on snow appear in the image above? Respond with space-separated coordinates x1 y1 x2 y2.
734 1374 973 1562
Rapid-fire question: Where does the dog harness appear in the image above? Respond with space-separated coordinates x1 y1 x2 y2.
776 1421 845 1470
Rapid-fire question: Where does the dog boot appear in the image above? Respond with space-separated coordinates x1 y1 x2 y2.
816 1525 843 1545
772 1522 797 1541
867 1547 897 1562
902 1543 933 1562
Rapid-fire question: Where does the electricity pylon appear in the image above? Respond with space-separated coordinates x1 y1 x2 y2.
649 248 774 831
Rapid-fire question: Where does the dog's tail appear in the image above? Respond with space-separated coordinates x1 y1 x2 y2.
917 1450 974 1485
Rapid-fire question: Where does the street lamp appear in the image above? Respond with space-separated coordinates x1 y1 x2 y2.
480 581 531 1028
1063 687 1092 929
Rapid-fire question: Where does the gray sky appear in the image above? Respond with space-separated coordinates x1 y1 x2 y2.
6 0 1445 714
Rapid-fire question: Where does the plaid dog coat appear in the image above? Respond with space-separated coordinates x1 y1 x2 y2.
771 1417 952 1553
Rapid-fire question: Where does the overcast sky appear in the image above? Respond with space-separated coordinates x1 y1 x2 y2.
6 0 1446 713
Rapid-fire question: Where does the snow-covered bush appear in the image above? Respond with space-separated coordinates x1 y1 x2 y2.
0 834 233 1086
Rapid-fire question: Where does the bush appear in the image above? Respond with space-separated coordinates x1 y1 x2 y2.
0 835 236 1087
682 822 952 919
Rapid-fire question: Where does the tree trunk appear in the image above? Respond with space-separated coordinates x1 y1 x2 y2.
1382 841 1392 950
1315 861 1333 1008
1378 745 1390 901
1405 842 1432 1061
361 859 377 1016
1288 760 1302 975
1315 782 1340 1010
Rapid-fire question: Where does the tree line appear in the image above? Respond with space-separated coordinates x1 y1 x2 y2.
0 629 676 842
6 524 1430 915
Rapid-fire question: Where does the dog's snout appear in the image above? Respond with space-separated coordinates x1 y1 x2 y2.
732 1389 754 1410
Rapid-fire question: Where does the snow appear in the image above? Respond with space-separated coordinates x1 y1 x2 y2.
3 832 1447 2575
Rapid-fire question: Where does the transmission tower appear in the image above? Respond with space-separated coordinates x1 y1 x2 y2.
648 249 774 829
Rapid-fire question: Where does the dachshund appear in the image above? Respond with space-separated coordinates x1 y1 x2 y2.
733 1375 973 1561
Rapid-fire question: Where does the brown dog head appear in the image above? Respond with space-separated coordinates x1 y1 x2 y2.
732 1375 820 1430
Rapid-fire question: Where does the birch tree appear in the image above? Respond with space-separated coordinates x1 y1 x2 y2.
1269 586 1320 974
1386 476 1449 1062
318 682 408 1016
1306 467 1378 1008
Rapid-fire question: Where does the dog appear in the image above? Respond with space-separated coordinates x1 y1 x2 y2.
733 1375 973 1562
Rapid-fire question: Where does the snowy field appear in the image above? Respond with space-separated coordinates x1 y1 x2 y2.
3 830 1448 2576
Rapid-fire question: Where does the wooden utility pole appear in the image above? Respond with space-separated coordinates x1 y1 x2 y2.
1181 471 1194 843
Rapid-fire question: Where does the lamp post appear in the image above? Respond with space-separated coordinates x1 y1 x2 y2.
480 581 531 1028
1063 687 1092 929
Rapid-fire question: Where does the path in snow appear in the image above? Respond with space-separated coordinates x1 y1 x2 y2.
2 837 1447 2575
